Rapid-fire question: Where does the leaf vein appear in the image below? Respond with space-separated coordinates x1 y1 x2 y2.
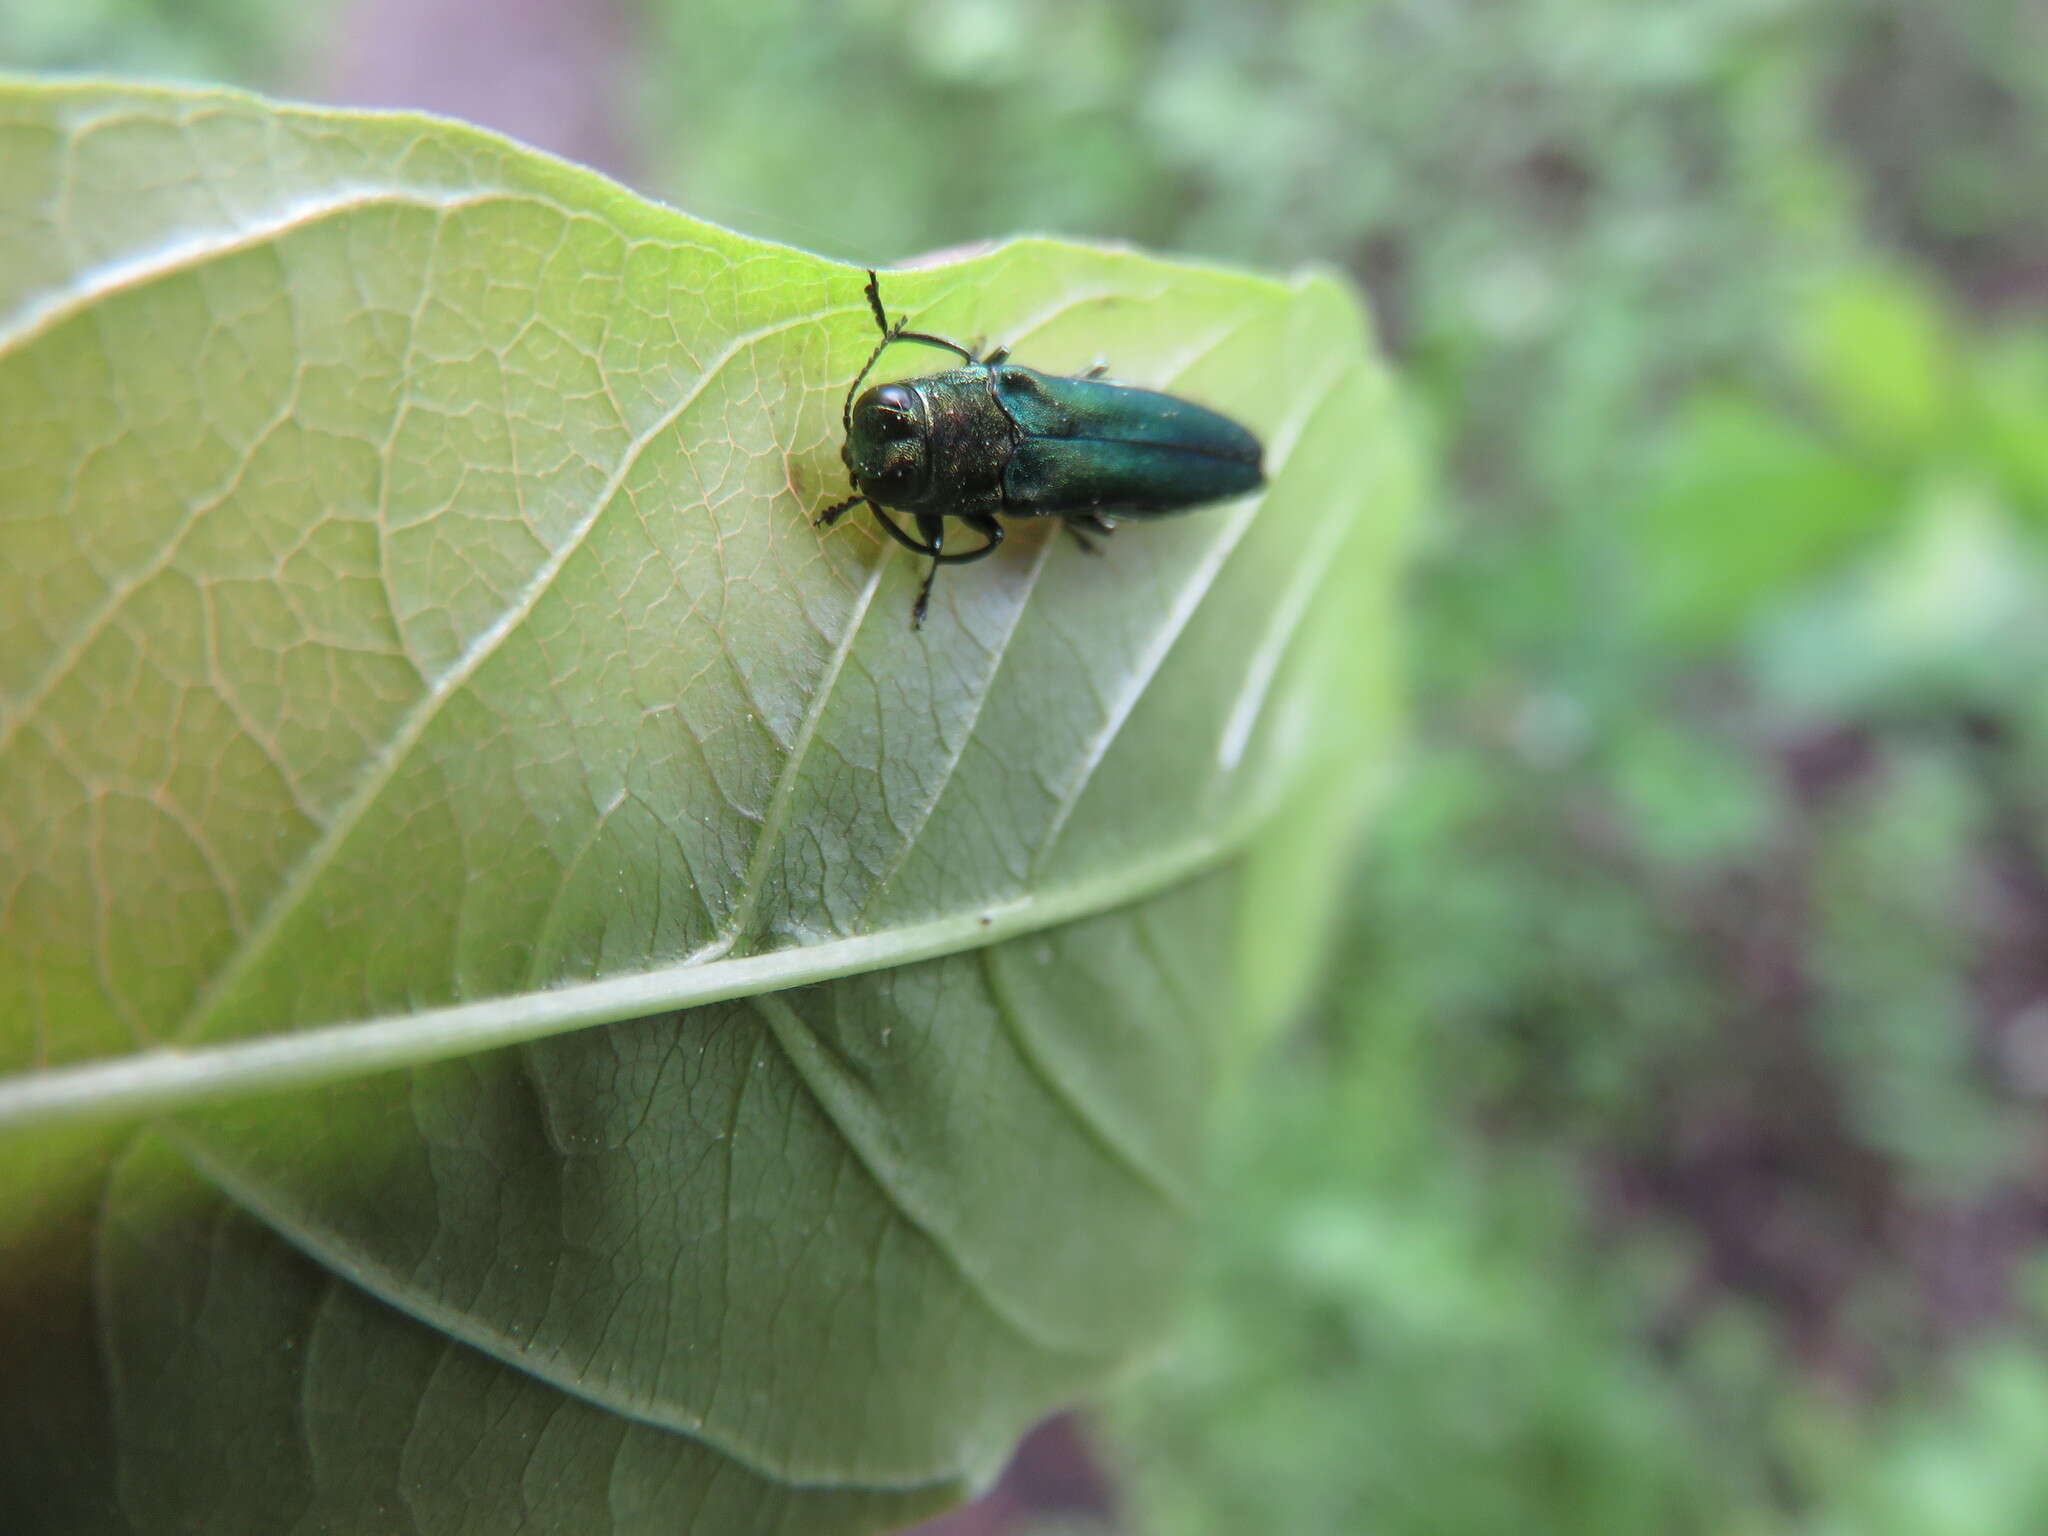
169 300 862 1044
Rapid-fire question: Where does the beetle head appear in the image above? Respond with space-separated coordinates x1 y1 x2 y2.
845 382 931 507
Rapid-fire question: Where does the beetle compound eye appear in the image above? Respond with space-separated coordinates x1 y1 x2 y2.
874 385 919 436
845 382 933 506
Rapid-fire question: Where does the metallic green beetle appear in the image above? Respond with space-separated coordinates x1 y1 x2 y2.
815 270 1265 626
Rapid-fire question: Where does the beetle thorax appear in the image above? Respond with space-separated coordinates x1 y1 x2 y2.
848 371 1014 515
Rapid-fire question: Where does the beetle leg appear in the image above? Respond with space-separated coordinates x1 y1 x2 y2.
911 515 1005 627
1083 361 1110 379
862 508 1009 626
859 511 1007 628
983 345 1011 366
868 509 1005 566
911 513 948 628
868 505 943 558
1063 512 1117 554
942 514 1005 564
814 493 863 529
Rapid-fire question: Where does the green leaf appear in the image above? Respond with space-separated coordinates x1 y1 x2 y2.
1634 392 1898 648
1966 325 2048 521
1796 263 1957 457
0 79 1409 1533
1753 480 2048 720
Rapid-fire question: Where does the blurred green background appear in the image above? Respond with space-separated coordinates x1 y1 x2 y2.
10 1 2048 1531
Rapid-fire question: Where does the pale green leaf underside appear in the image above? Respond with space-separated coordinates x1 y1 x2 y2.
0 79 1394 1111
0 80 1408 1535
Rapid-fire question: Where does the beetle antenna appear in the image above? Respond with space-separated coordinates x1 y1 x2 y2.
839 270 983 438
862 269 891 334
840 270 906 436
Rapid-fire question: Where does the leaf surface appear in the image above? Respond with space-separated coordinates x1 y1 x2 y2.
0 80 1409 1533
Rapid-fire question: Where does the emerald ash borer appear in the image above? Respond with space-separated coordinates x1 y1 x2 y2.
815 269 1265 626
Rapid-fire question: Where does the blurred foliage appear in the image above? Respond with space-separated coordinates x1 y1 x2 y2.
631 2 2048 1531
0 0 323 85
10 0 2048 1532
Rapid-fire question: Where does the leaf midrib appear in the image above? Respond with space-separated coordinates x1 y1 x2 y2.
0 758 1292 1134
0 301 1359 1135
